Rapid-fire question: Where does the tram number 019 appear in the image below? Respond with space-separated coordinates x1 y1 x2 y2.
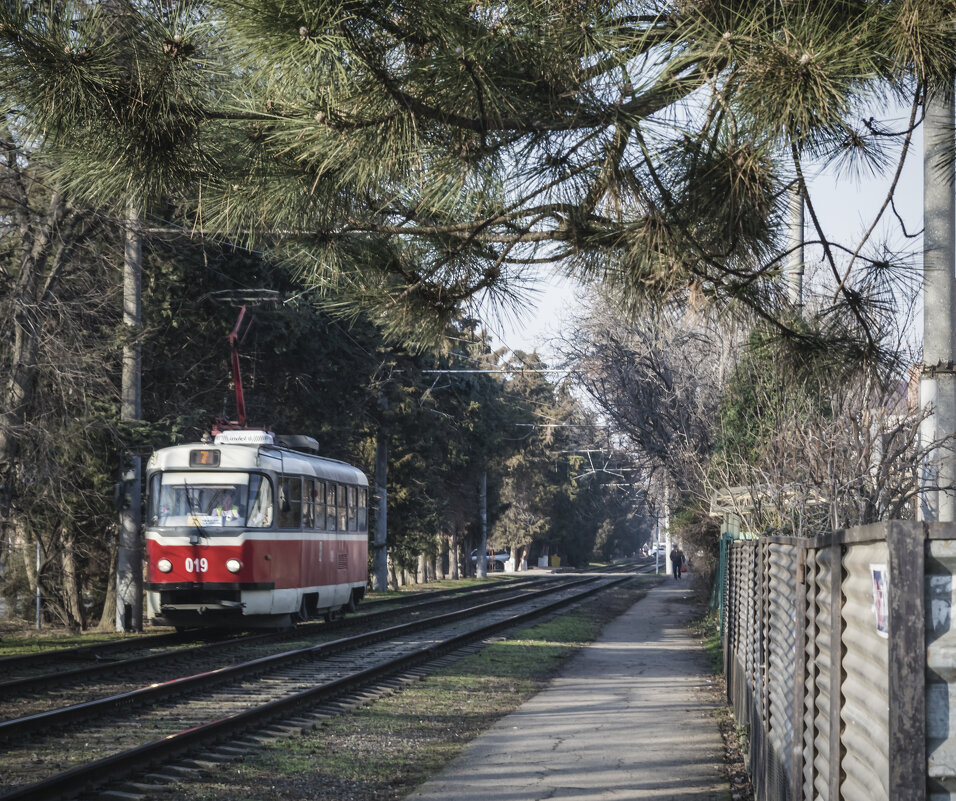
186 557 209 573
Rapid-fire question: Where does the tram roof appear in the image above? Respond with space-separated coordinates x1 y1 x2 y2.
147 439 367 485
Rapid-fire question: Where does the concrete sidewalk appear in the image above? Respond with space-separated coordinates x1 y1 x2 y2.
404 575 730 801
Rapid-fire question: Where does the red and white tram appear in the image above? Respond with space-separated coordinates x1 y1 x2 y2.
145 429 368 629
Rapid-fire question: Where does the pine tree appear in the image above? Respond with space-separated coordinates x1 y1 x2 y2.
5 1 953 350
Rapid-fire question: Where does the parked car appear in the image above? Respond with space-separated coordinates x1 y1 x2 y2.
471 548 509 570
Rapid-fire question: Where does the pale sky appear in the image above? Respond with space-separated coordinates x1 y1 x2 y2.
488 101 926 357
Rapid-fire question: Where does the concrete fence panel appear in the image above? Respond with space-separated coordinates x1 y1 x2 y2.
723 522 940 801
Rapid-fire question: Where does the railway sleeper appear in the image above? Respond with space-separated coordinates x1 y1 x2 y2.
206 745 250 758
119 781 176 794
96 790 145 801
180 758 226 771
285 715 320 728
260 724 302 736
148 765 204 779
236 733 283 745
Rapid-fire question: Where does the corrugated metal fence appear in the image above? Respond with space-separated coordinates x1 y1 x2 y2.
721 521 955 801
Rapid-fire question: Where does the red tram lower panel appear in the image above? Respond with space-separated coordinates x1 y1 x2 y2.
145 533 367 627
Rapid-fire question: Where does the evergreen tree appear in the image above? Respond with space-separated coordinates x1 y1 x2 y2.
490 353 606 566
4 1 951 352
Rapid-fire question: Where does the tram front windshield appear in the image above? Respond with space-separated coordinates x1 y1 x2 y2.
149 472 273 529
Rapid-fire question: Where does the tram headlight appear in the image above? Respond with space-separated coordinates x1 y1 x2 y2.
225 558 242 574
157 558 173 573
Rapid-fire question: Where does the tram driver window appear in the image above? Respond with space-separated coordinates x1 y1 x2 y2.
149 472 273 529
278 476 302 528
247 475 273 528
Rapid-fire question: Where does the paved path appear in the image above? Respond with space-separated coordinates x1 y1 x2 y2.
405 575 730 801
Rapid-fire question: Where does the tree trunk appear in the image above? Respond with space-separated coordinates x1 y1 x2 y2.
60 527 85 631
387 554 399 591
436 533 447 580
519 543 530 571
477 471 488 578
920 83 956 522
116 202 143 631
450 527 459 580
97 537 118 631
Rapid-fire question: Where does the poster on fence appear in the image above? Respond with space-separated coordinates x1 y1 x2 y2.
870 564 888 638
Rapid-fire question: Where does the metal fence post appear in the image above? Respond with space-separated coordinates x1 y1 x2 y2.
828 540 844 801
791 544 808 801
715 531 732 633
887 521 927 801
722 538 733 693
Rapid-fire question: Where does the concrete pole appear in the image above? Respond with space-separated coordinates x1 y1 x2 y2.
662 483 671 576
787 184 805 307
920 83 956 522
477 471 488 579
35 539 41 630
116 203 143 630
371 426 388 591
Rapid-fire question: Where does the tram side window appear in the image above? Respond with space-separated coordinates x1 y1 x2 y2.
358 488 368 531
314 480 326 530
347 485 358 531
278 475 302 528
327 482 337 531
337 484 348 531
303 478 316 529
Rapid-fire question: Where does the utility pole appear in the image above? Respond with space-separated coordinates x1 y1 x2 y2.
920 82 956 523
787 183 805 307
371 403 389 591
116 202 143 630
661 483 671 576
35 540 41 630
477 471 488 578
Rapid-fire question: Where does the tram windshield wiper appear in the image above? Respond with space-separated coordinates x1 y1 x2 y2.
183 482 208 542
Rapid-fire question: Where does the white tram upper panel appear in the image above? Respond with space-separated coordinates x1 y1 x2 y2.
146 431 367 532
147 430 367 486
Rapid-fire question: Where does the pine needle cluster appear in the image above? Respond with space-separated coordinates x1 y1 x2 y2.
2 0 954 349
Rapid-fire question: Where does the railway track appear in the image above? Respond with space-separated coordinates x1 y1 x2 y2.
0 569 647 801
0 576 523 678
0 575 550 709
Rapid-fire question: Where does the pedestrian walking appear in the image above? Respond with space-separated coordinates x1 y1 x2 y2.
669 546 685 580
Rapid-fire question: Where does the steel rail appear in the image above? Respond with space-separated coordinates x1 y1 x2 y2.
0 632 193 672
0 575 599 742
0 575 552 699
0 575 528 675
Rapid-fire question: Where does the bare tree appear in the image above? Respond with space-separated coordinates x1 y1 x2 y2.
563 273 937 544
561 289 745 497
706 359 929 536
0 121 123 629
